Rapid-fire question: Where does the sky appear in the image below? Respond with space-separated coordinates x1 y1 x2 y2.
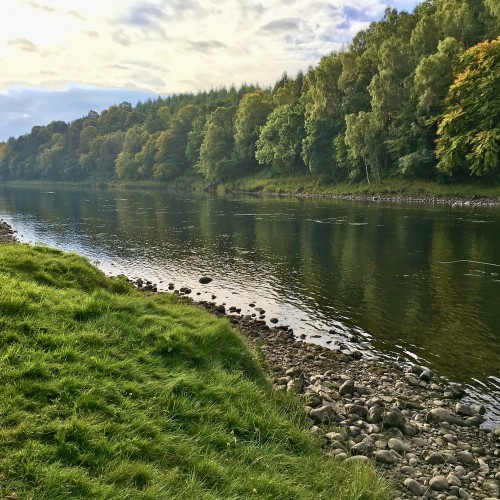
0 0 419 141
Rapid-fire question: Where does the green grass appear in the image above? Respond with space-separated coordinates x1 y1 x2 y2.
224 175 500 199
0 244 390 499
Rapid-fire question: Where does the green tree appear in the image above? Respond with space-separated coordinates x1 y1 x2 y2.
301 54 345 177
234 90 274 173
436 37 500 177
255 103 307 175
345 111 385 184
153 105 199 180
198 106 236 183
36 133 65 179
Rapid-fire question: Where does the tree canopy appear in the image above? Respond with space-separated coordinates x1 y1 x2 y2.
1 0 497 186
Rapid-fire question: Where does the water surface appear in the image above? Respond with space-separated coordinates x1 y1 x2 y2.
1 185 499 423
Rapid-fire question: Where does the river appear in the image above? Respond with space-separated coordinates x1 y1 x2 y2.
1 185 499 424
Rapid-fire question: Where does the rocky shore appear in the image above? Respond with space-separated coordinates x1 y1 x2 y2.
169 294 500 499
0 219 17 244
235 190 500 208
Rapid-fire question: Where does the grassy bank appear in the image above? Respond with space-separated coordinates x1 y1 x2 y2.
0 244 390 499
223 176 500 200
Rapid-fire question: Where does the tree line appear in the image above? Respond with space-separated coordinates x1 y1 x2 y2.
1 0 498 186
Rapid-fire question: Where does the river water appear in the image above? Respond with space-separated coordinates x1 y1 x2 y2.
1 185 499 424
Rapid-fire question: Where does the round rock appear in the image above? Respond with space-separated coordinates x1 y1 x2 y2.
404 478 425 496
430 475 449 491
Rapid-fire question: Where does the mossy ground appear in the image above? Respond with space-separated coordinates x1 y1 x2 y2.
0 244 391 499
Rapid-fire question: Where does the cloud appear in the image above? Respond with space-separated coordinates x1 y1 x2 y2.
260 18 301 33
26 1 55 12
67 10 86 20
112 30 132 46
7 38 38 52
118 2 167 28
184 40 227 54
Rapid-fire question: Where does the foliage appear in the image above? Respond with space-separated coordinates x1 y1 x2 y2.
198 106 237 183
436 37 500 177
0 0 497 187
0 244 391 498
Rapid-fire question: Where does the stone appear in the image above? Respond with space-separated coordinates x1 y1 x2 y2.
351 438 374 457
339 379 355 395
326 432 347 443
404 478 425 496
388 438 410 455
420 368 433 382
464 415 485 427
310 405 338 424
199 276 212 284
446 384 466 399
346 404 368 419
270 318 279 324
367 406 383 424
411 437 427 447
426 452 447 465
383 410 406 430
430 475 449 491
483 480 499 496
447 474 462 487
404 425 418 436
401 466 416 476
375 450 398 464
457 451 474 465
427 408 465 426
455 403 474 416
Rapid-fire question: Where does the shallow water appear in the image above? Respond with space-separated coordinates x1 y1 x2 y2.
1 185 499 424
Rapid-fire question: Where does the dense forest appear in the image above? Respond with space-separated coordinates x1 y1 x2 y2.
0 0 498 186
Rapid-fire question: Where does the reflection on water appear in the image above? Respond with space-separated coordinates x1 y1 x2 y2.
1 185 500 424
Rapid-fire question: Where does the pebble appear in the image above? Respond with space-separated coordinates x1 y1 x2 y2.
430 475 449 491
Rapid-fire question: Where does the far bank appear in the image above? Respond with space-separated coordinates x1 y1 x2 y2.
3 177 500 207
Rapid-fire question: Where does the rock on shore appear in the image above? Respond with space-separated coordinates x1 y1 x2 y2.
190 299 500 500
0 220 17 244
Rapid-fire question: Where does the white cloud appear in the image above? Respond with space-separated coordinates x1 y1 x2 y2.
1 0 419 94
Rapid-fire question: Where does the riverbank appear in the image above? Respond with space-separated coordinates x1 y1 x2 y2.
180 297 500 500
223 177 500 207
3 178 500 207
0 243 389 499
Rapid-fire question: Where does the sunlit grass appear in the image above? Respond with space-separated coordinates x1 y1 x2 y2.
0 244 391 499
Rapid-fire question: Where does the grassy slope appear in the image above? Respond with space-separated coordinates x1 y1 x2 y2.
0 245 390 499
224 176 500 199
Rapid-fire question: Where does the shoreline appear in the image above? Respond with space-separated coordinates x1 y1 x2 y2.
3 179 500 207
229 189 500 208
176 295 500 499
